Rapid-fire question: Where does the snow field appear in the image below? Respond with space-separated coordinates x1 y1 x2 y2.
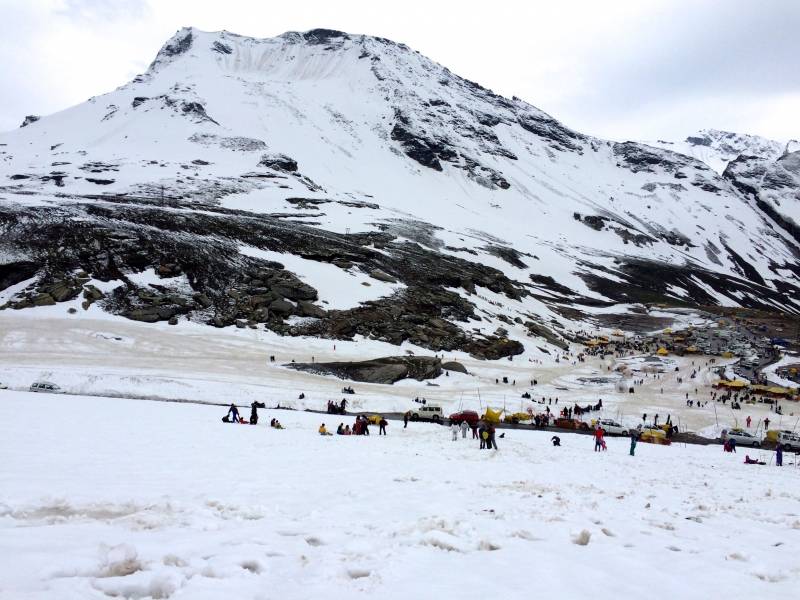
1 391 799 599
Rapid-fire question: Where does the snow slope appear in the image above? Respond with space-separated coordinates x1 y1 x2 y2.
1 391 799 599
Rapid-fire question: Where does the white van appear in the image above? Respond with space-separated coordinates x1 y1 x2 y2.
29 381 64 394
410 405 443 422
777 431 800 451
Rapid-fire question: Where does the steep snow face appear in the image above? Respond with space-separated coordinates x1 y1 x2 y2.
1 26 799 341
647 128 797 175
724 150 800 246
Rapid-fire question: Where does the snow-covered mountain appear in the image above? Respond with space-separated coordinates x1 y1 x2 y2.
647 129 799 175
1 27 799 357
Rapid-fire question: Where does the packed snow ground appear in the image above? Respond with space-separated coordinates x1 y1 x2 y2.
0 305 795 435
1 391 799 599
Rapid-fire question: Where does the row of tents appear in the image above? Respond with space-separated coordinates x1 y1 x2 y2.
715 379 796 398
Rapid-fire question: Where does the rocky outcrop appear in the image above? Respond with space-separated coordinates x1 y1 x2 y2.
441 361 468 374
288 356 442 384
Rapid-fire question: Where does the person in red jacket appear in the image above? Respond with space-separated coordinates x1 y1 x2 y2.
594 426 605 452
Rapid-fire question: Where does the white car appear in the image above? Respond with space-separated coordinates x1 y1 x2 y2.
29 381 64 394
777 431 800 451
598 419 629 436
0 382 8 390
723 429 761 447
410 405 443 422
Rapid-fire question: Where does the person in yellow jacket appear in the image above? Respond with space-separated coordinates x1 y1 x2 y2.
319 423 332 436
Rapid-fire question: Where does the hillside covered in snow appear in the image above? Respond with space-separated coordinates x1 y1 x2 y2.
1 27 799 357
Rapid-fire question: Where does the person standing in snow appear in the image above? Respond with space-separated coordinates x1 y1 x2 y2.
594 426 604 452
379 417 388 436
403 411 410 428
488 424 498 450
629 430 638 456
746 415 752 428
460 420 469 438
451 423 459 441
776 443 783 467
764 417 770 431
249 401 260 425
226 403 240 423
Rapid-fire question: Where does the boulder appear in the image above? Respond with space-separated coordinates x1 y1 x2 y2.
287 356 442 384
269 298 294 315
370 269 397 283
271 280 317 301
193 293 213 308
297 300 326 318
45 281 81 302
468 337 524 360
258 153 298 172
126 306 177 323
32 293 56 306
442 361 468 374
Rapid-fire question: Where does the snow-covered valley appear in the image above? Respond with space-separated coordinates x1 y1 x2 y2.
1 390 799 600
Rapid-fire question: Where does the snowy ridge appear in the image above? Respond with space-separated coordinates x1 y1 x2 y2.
646 128 799 175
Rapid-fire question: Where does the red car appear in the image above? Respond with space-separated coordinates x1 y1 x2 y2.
554 417 590 431
449 410 480 427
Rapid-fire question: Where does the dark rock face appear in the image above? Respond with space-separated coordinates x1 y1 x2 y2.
516 110 584 152
302 29 351 45
288 356 442 384
613 142 687 174
0 261 39 290
258 154 298 172
212 41 233 54
161 30 193 58
390 122 448 171
0 196 532 358
20 115 40 128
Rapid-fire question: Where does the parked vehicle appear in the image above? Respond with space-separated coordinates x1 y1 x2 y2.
554 417 590 431
777 430 800 451
29 381 64 393
596 419 629 436
410 405 443 422
448 410 479 427
723 428 761 447
504 412 532 424
0 382 8 390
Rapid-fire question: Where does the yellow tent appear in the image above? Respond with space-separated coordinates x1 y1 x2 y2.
720 380 747 388
482 408 503 423
721 351 735 359
766 386 792 396
656 347 669 356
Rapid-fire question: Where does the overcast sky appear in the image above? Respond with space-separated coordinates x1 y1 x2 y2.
1 0 798 142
